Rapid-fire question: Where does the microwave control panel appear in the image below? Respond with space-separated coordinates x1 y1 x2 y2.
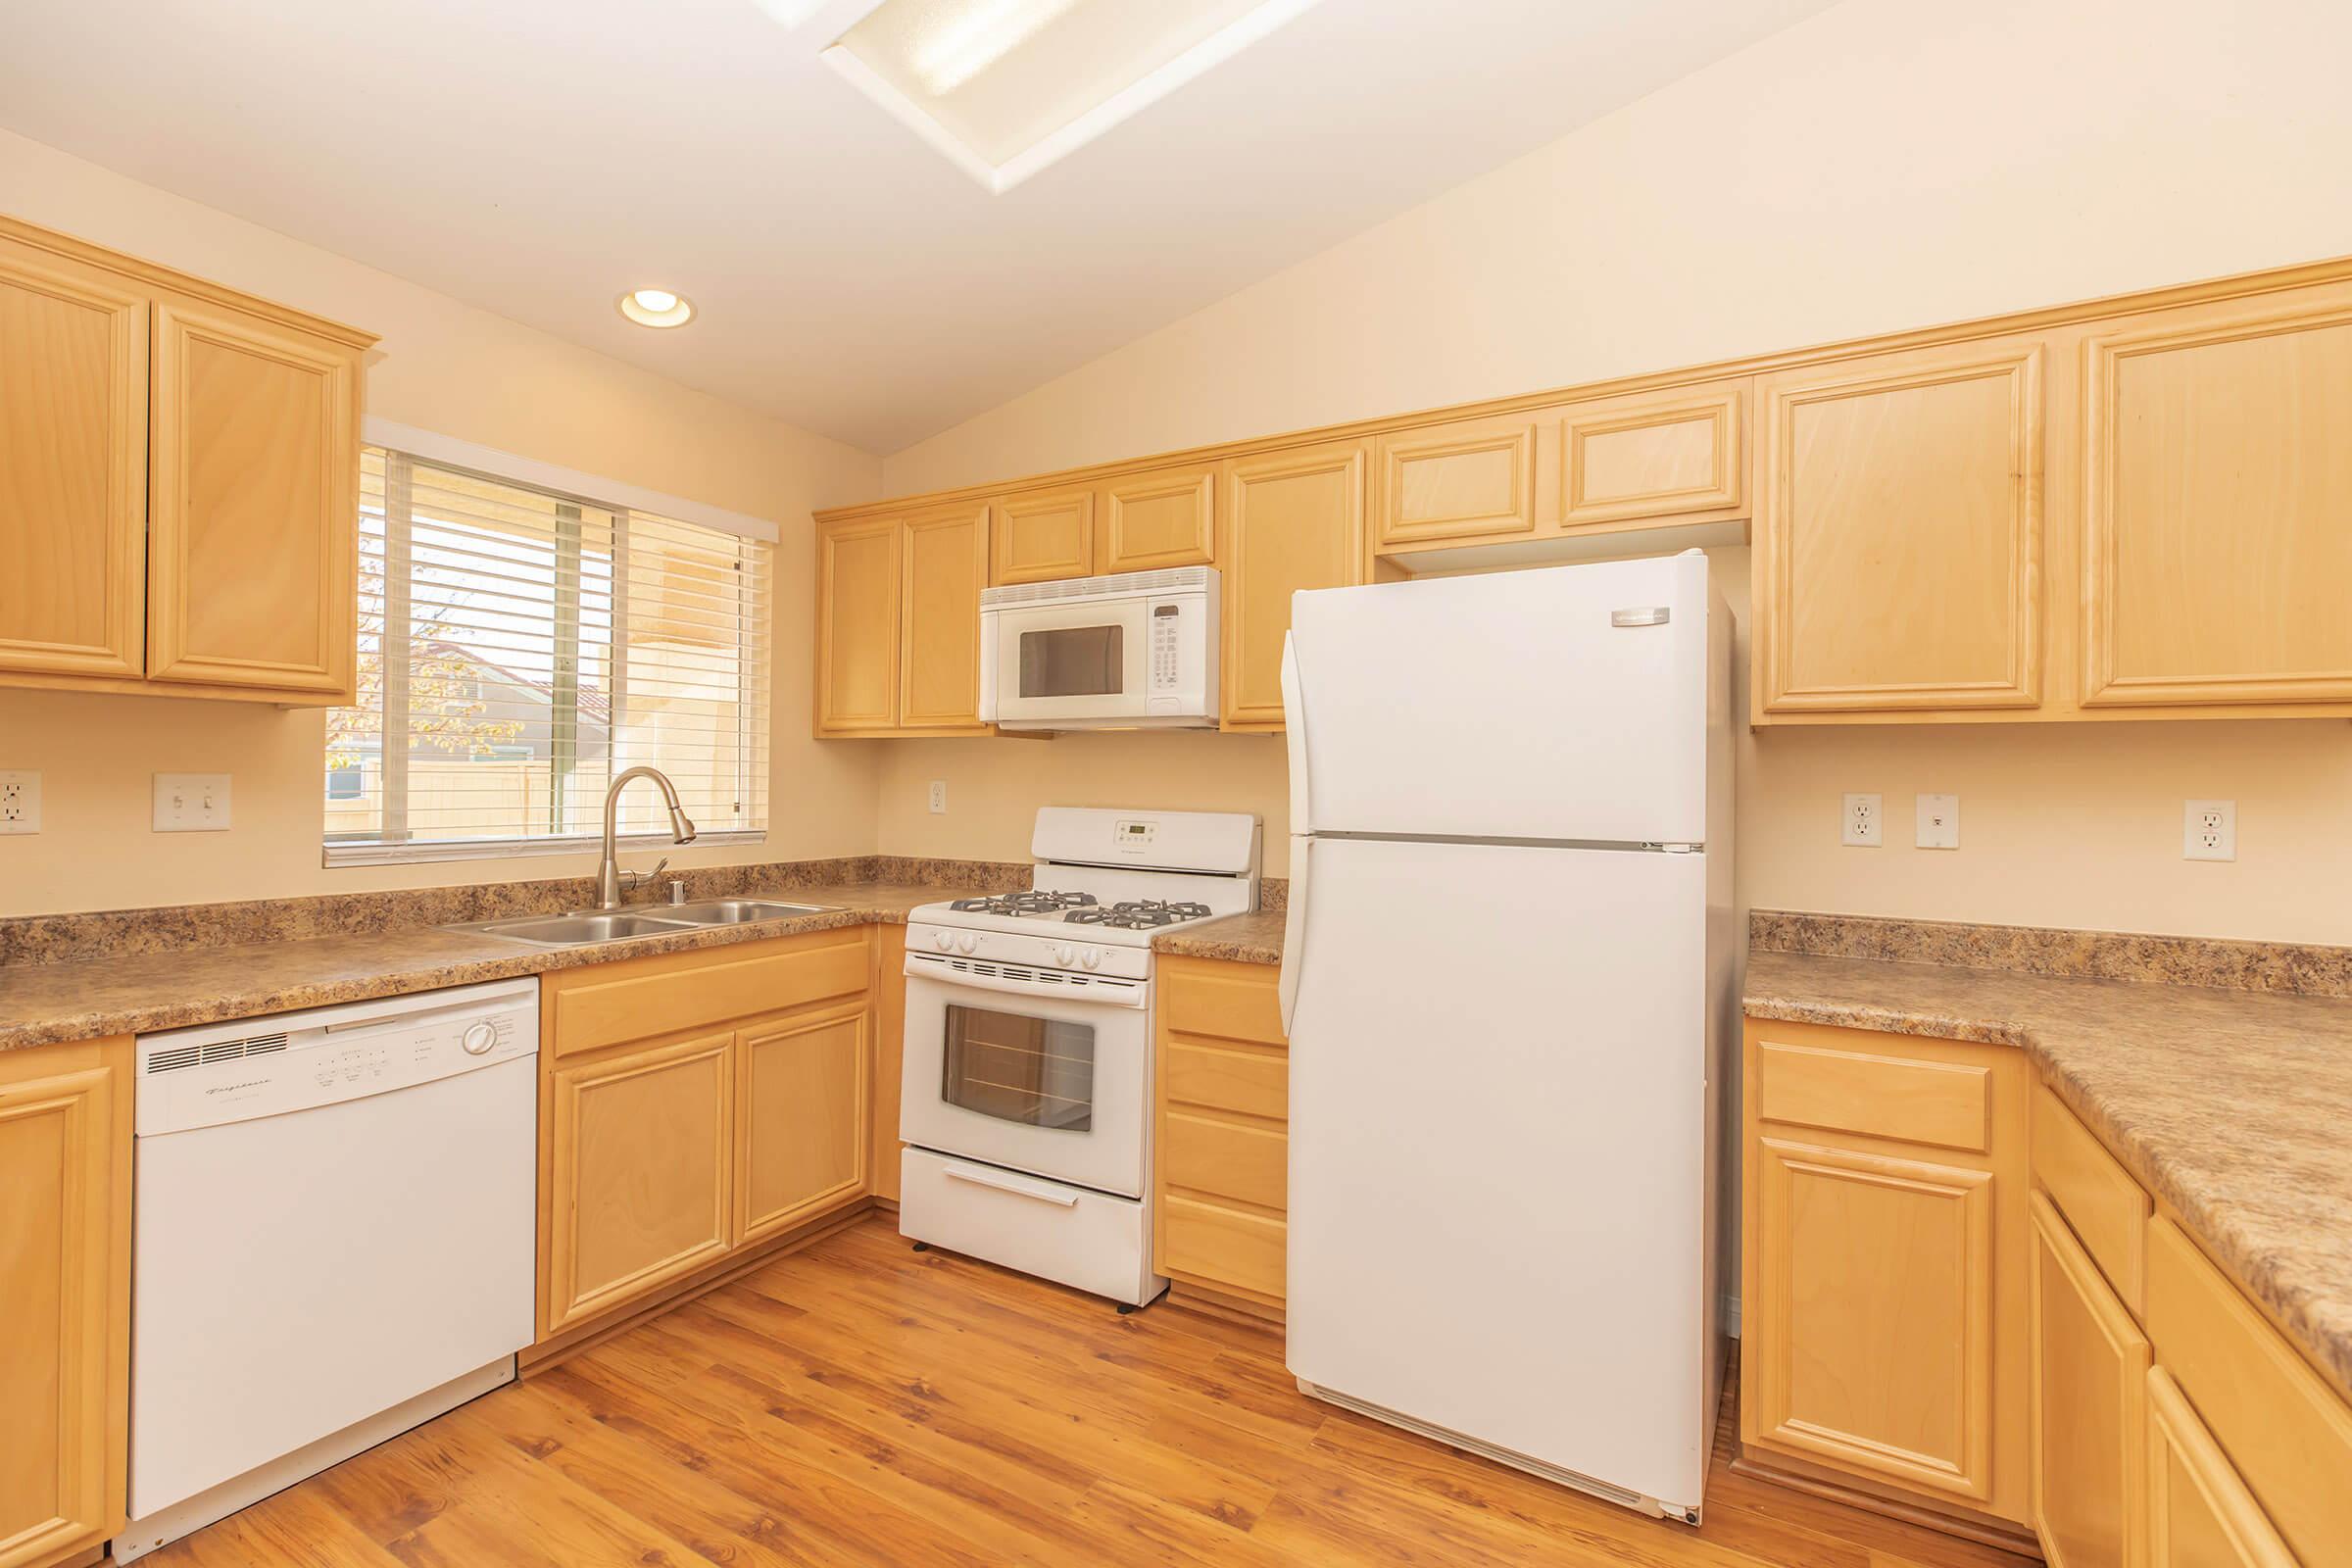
1149 603 1182 692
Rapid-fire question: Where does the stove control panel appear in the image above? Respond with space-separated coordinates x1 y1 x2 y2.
905 922 1152 982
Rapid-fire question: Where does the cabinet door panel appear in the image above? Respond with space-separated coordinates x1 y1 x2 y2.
993 486 1093 584
900 503 989 730
1757 341 2043 713
736 1004 868 1247
0 1054 125 1568
1221 441 1365 729
1375 415 1537 546
147 300 356 694
0 241 147 681
546 1033 734 1336
2145 1367 2294 1568
2029 1192 2149 1568
1748 1136 1995 1502
1102 466 1215 572
815 516 902 733
2084 296 2352 705
1563 383 1743 527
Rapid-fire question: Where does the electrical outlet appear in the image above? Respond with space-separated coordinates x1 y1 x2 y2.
2184 799 2236 861
1916 793 1960 850
927 780 947 815
154 773 231 832
0 770 39 835
1841 793 1883 848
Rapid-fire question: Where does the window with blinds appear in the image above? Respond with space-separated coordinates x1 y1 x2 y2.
324 447 770 864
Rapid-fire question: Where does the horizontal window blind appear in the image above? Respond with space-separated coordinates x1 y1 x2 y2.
325 447 770 864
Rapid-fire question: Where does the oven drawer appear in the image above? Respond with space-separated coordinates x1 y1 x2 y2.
898 1148 1160 1305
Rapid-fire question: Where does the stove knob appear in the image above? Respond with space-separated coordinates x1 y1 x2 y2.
1081 948 1102 969
956 933 979 955
933 930 954 952
1054 945 1076 966
461 1020 498 1056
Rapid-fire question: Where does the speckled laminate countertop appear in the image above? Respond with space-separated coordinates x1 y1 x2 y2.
1746 947 2352 1405
1153 909 1286 965
0 881 953 1053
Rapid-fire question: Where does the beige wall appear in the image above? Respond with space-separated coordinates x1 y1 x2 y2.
0 129 885 916
875 0 2352 947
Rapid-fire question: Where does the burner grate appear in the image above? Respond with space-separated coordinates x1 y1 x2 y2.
947 889 1102 917
1068 899 1214 930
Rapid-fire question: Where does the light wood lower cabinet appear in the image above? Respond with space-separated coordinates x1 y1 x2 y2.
0 1038 131 1568
737 1003 868 1245
1152 956 1288 1314
2145 1367 2295 1568
1220 440 1366 730
2029 1190 2150 1568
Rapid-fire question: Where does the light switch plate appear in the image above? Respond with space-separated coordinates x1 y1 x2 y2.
1916 793 1960 850
0 770 38 835
155 773 231 832
2184 800 2236 861
1841 793 1883 848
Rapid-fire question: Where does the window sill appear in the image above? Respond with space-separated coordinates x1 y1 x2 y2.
323 828 766 869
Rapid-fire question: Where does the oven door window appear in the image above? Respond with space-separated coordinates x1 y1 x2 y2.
1018 624 1124 699
942 1004 1096 1132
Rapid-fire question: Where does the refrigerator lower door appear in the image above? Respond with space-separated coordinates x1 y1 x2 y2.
1284 836 1713 1516
1286 553 1712 845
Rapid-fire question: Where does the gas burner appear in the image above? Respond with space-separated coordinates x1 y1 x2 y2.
1069 899 1214 930
947 889 1101 917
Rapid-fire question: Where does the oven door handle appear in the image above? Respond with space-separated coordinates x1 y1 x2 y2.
904 953 1149 1008
945 1162 1081 1208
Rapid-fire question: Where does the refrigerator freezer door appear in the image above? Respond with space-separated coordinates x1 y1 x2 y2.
1287 554 1712 845
1284 836 1712 1512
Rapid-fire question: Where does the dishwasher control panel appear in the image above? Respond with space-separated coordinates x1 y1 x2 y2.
134 977 540 1136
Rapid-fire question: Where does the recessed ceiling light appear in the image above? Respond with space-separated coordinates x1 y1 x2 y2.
617 288 695 328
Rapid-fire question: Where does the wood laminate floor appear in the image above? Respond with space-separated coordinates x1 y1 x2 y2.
140 1214 2035 1567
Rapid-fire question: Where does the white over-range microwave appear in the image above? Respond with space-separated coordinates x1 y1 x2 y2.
979 566 1219 730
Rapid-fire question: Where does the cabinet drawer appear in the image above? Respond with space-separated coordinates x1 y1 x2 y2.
1163 1109 1286 1212
1164 1038 1287 1121
1162 1194 1286 1300
2144 1217 2352 1564
551 929 870 1057
1161 959 1285 1047
2033 1083 2150 1312
1755 1038 1991 1152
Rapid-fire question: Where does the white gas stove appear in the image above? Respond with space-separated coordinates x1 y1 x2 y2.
898 807 1259 1307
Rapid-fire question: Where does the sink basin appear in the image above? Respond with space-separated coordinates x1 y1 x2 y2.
459 910 700 947
662 899 836 924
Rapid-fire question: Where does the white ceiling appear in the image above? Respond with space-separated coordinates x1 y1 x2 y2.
0 0 1834 455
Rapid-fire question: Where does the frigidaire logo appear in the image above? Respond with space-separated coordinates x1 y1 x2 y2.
204 1080 268 1097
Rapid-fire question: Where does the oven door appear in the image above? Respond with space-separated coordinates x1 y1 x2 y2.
988 597 1151 725
901 956 1149 1200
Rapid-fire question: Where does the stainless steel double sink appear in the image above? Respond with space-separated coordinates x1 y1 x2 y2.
447 898 837 949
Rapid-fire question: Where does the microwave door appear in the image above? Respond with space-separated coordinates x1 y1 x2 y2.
996 601 1149 722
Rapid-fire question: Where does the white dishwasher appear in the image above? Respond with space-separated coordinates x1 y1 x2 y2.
118 977 540 1562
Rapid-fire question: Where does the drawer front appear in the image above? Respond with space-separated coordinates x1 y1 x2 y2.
551 929 870 1057
2144 1217 2352 1565
1164 1038 1287 1121
1755 1038 1991 1152
1163 1109 1286 1213
1161 1194 1286 1301
2033 1083 2151 1312
1161 959 1285 1047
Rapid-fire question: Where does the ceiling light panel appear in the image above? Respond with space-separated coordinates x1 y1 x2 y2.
824 0 1326 192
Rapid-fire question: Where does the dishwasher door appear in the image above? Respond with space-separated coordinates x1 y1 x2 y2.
126 982 538 1532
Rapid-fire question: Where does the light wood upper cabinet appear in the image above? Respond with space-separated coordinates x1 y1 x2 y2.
1221 439 1366 730
900 502 990 730
146 298 357 694
814 514 903 735
1374 413 1538 547
1754 338 2045 717
2082 288 2352 708
993 485 1094 584
1102 465 1215 573
2145 1367 2294 1568
2028 1190 2150 1568
0 1039 132 1568
0 238 147 682
736 1003 869 1248
544 1031 736 1337
1562 383 1743 527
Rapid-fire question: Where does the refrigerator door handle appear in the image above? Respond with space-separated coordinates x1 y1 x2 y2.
1282 633 1309 835
1278 834 1310 1036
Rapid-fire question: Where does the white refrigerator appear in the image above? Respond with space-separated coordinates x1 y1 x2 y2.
1278 550 1734 1524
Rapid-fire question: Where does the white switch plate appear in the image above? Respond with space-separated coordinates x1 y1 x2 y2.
927 780 947 814
2183 799 2236 861
1916 793 1960 850
0 770 38 834
1841 793 1883 848
154 773 231 832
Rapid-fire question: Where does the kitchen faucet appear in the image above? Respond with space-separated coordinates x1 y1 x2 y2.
597 766 698 910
